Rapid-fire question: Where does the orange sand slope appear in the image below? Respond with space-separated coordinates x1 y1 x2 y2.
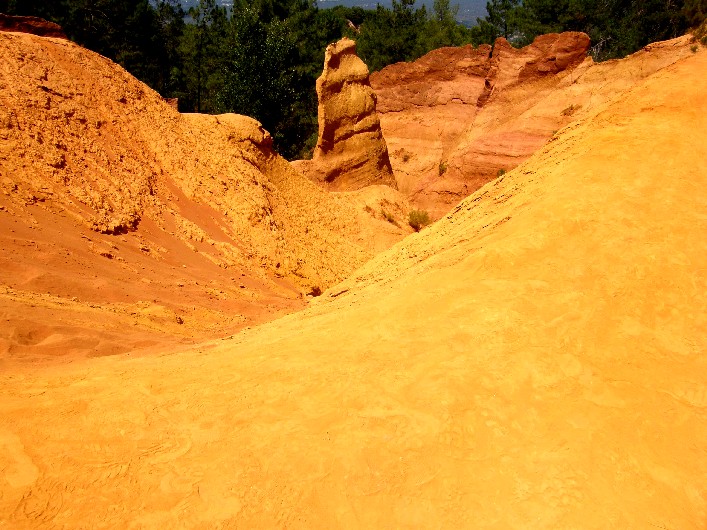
2 48 707 528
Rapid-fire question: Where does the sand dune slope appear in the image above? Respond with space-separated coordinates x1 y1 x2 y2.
1 48 706 528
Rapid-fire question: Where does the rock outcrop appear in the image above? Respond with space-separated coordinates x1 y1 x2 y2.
294 38 396 191
371 32 592 218
492 32 591 88
0 13 66 39
371 32 696 219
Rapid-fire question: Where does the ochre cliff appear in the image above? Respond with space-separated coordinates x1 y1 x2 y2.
294 38 396 191
371 32 695 218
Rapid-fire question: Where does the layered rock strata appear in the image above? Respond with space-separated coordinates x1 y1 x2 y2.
372 31 694 219
295 38 396 191
371 32 592 218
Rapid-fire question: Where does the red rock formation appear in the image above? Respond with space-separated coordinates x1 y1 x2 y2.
370 44 494 205
295 38 396 191
371 44 494 113
493 33 591 87
0 14 66 39
371 32 593 218
372 32 697 219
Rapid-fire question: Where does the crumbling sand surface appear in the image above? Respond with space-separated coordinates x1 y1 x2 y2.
0 29 410 361
1 38 706 528
372 33 696 219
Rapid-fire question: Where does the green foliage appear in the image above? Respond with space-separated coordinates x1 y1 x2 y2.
214 1 348 158
438 161 448 175
694 15 707 42
426 0 475 48
153 1 187 99
355 1 427 71
685 0 707 27
486 0 521 39
216 7 297 154
180 0 228 112
472 0 699 61
408 209 431 231
434 0 459 26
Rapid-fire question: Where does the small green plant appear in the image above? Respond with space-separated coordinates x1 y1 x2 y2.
408 209 431 232
438 161 447 176
691 44 699 53
497 168 506 177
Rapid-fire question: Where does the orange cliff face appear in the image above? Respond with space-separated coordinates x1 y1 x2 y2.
370 32 696 219
1 38 706 528
0 29 409 361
